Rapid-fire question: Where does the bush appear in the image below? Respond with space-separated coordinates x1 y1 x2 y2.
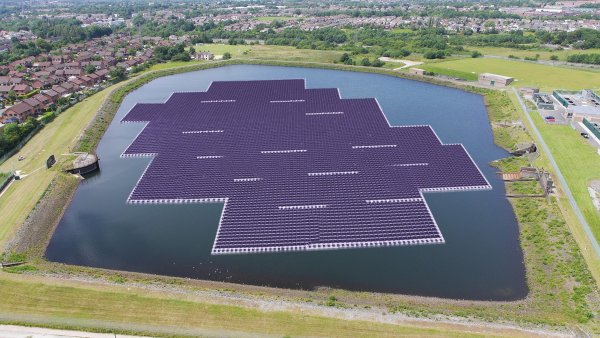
567 53 600 65
325 295 338 306
222 52 232 60
371 59 384 67
550 55 559 61
471 51 482 58
424 50 446 59
40 111 56 124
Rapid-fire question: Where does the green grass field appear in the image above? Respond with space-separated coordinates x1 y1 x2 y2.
420 58 600 91
191 44 346 63
463 46 600 62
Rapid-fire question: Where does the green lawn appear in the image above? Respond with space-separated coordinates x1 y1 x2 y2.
529 111 600 241
421 58 600 91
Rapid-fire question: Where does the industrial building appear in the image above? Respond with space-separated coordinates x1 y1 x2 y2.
478 73 514 87
553 89 600 122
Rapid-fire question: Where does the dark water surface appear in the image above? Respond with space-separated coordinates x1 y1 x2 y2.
46 65 527 300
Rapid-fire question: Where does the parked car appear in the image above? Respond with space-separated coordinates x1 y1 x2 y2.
581 132 590 139
545 116 556 122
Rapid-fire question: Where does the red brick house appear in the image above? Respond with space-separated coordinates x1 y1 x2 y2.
12 84 30 95
32 93 54 109
2 102 35 122
44 89 60 101
22 97 44 114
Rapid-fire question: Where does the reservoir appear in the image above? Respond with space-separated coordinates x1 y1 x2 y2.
46 65 527 300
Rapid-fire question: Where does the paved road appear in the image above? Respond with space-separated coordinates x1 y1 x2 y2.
512 87 600 258
0 325 149 338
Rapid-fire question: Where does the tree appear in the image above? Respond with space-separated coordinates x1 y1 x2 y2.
7 90 17 102
109 66 126 81
84 64 96 74
360 58 371 66
222 52 232 60
371 59 384 67
171 52 190 62
189 46 196 55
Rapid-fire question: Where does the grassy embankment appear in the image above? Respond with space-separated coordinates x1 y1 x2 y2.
0 86 119 249
0 51 599 335
0 274 492 338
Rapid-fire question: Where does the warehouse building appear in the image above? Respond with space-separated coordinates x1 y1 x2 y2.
478 73 514 87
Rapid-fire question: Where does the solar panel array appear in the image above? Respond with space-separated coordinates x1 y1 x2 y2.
121 79 491 255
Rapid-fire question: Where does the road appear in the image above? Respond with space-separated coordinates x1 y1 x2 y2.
0 325 148 338
512 87 600 258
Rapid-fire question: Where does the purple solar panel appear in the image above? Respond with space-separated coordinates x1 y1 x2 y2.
121 79 491 255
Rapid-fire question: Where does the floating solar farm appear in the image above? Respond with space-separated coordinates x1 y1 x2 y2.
121 79 491 255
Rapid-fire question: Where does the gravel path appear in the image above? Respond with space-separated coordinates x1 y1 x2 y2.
0 324 148 338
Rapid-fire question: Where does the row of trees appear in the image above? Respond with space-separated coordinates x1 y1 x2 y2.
567 53 600 65
536 29 600 49
338 53 384 67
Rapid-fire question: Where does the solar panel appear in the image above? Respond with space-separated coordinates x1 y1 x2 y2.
121 79 492 255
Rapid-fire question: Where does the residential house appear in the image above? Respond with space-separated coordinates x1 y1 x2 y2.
196 51 214 61
22 97 44 114
12 84 30 95
0 85 13 94
32 93 53 109
2 102 35 122
43 89 60 101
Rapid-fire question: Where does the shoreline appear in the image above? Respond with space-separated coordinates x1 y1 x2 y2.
1 58 597 335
